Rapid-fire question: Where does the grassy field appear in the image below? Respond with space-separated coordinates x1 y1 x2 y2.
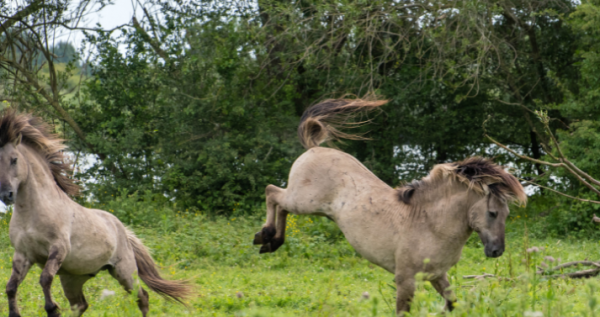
0 205 599 316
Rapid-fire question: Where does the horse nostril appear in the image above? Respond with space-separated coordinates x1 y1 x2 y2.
8 192 13 199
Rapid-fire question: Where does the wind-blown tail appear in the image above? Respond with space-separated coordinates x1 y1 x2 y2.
126 228 192 304
297 99 388 149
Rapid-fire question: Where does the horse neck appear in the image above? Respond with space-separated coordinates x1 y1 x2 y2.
15 145 68 212
411 179 479 239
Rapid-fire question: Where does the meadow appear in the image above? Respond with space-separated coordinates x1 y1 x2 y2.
0 196 599 316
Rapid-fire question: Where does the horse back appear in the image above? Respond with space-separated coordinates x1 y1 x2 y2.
284 147 391 216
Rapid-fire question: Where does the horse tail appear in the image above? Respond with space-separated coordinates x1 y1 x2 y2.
126 228 192 304
297 98 388 149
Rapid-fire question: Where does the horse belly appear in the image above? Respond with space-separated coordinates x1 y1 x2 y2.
393 234 465 280
61 226 118 275
337 210 399 273
61 243 116 275
353 242 397 273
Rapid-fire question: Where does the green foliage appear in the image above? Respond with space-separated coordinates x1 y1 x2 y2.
76 15 301 213
2 0 588 229
524 0 600 234
75 0 584 216
1 195 600 316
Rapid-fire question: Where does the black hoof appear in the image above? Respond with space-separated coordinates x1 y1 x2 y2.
253 231 264 245
253 226 276 245
270 237 284 252
47 310 61 317
258 237 284 254
446 300 456 312
259 243 272 253
45 302 60 317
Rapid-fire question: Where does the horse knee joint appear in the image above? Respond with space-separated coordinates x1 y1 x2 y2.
39 273 53 288
265 184 277 194
6 283 17 298
265 185 283 200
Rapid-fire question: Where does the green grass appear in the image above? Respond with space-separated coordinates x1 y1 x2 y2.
0 209 600 316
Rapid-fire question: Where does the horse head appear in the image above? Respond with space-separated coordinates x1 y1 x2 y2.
469 194 509 258
0 134 27 205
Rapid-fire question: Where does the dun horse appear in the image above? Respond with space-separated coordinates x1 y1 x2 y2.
254 99 527 315
0 111 191 317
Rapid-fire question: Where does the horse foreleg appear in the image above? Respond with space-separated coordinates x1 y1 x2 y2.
7 252 31 317
395 275 415 316
40 246 67 317
430 273 456 311
260 206 288 253
254 185 284 247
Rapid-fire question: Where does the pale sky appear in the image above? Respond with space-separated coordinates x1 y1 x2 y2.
64 0 144 49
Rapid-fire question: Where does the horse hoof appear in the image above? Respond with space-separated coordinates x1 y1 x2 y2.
44 305 60 317
254 226 276 245
259 243 272 254
253 231 264 245
270 237 284 252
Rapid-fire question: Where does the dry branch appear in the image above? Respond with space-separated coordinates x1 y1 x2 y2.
0 1 44 35
519 178 600 204
463 273 495 279
537 259 600 279
484 110 600 204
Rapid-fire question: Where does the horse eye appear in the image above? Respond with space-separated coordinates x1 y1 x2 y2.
488 211 498 219
10 158 17 166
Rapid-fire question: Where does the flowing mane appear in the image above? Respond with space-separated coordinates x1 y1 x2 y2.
397 157 527 205
0 110 79 196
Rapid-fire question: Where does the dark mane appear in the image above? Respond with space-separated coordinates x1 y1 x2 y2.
0 110 79 196
397 157 526 205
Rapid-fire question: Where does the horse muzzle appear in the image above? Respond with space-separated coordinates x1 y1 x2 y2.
0 190 15 205
484 242 504 258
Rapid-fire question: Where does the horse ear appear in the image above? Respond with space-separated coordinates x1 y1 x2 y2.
397 185 416 204
12 133 22 146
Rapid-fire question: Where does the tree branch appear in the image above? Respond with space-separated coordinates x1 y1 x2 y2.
0 1 45 36
132 16 170 62
520 178 600 205
0 55 101 157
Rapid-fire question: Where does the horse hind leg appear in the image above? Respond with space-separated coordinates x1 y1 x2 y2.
109 261 150 316
7 252 32 317
59 275 91 317
254 185 285 248
430 273 456 312
259 206 288 253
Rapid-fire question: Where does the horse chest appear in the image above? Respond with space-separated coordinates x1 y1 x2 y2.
10 232 53 263
9 215 68 261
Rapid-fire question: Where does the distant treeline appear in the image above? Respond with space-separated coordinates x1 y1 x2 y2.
2 1 600 231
